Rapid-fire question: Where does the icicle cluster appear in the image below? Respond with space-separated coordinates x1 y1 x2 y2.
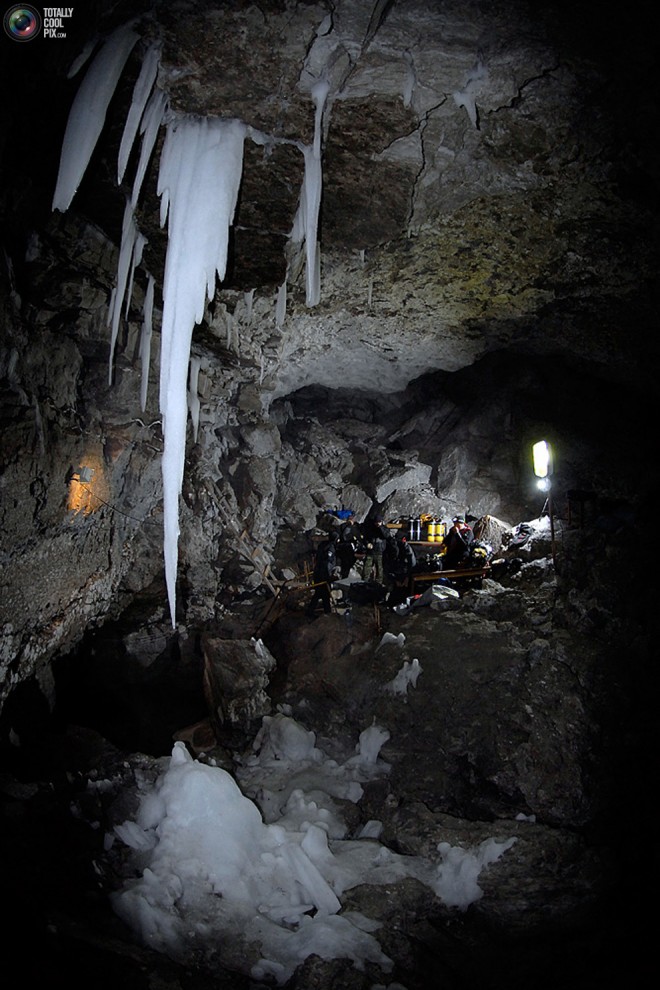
51 20 331 626
453 60 488 129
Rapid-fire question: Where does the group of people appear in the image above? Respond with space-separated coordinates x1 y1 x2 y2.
306 512 475 615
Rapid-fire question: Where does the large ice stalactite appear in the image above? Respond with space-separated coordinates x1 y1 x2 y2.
157 115 246 625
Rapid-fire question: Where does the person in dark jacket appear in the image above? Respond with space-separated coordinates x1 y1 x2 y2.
441 515 474 568
398 536 417 578
336 513 360 578
385 536 417 607
306 530 339 615
383 534 400 585
362 516 388 583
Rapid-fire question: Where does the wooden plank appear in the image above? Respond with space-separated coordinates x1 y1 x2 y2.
412 567 490 582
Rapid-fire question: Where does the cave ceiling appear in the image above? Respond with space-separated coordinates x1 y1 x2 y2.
5 0 657 397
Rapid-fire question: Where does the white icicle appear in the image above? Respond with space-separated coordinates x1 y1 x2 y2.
106 286 116 327
289 80 328 308
187 356 201 443
275 280 287 327
402 52 416 108
453 60 488 130
303 79 329 307
108 199 139 383
53 24 140 212
124 231 146 317
67 37 97 78
157 114 246 625
311 79 329 159
139 273 155 412
244 287 255 324
131 87 168 207
118 42 161 184
302 145 322 307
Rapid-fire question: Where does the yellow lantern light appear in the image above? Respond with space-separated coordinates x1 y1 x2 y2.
67 453 107 515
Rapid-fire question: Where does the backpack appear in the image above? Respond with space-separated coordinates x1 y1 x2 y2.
348 581 386 605
510 523 533 547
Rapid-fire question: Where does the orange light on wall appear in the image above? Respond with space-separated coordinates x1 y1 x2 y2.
67 452 108 515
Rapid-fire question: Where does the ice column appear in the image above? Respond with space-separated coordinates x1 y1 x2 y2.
157 115 246 625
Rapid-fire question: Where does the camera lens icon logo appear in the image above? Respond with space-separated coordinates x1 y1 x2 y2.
3 5 42 42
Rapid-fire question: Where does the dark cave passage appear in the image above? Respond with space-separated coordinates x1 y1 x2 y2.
51 609 208 758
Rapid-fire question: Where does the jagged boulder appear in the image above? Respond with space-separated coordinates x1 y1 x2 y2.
201 636 276 732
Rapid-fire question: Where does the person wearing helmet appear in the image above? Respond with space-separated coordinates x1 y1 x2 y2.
442 515 474 568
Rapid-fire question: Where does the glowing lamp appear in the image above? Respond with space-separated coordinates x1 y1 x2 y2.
532 440 552 479
531 440 557 568
77 465 95 483
67 456 105 515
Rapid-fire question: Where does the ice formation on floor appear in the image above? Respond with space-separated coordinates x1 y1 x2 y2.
110 714 516 985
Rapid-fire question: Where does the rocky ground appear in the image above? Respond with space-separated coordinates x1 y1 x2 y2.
0 518 654 988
